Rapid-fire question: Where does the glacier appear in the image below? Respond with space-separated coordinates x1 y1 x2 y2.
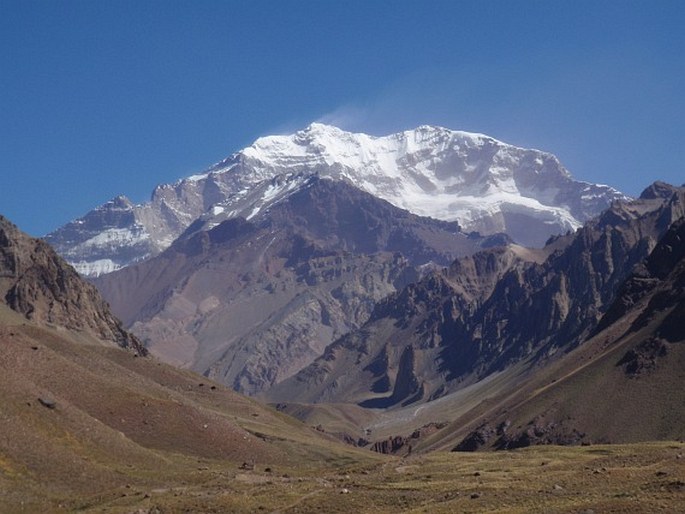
45 123 629 276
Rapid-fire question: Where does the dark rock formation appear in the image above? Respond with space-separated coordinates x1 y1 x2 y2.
95 179 497 394
453 423 497 452
617 338 669 377
0 215 144 353
370 422 448 454
269 183 685 408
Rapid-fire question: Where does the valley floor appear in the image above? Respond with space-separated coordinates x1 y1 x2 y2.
4 442 683 513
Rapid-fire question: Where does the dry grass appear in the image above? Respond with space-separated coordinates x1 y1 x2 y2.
12 441 678 514
2 307 684 513
0 318 378 513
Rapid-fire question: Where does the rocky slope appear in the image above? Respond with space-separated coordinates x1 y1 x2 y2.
95 177 502 395
0 213 374 510
0 215 143 353
267 183 684 409
46 123 627 275
442 210 685 451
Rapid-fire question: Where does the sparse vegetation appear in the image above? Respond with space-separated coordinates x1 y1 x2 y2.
5 442 683 513
2 179 684 514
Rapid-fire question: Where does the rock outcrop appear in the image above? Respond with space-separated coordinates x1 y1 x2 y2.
94 178 499 394
267 183 684 408
0 215 144 353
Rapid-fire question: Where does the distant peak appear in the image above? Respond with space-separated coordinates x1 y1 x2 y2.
639 181 679 200
103 195 133 209
414 124 450 132
295 122 347 139
303 122 339 132
45 118 630 279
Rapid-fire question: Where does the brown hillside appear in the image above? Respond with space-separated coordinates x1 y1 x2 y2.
0 216 374 511
433 215 685 452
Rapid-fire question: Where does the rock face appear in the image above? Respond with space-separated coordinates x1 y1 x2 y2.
603 214 685 378
0 215 144 353
94 178 498 394
451 200 685 450
595 210 685 340
266 183 684 408
46 123 627 276
370 422 448 454
43 196 158 277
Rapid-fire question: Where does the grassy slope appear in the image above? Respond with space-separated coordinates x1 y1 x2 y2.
2 313 684 513
0 307 379 512
28 442 685 513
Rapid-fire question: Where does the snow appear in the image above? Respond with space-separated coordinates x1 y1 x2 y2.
74 227 149 251
196 123 626 246
186 172 209 182
245 206 261 220
212 173 311 223
71 259 121 277
54 123 629 275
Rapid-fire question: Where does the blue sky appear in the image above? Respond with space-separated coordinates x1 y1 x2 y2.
2 0 684 236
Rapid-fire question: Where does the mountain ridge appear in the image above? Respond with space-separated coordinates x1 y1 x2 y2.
444 211 685 451
94 177 502 395
46 123 627 275
266 183 684 409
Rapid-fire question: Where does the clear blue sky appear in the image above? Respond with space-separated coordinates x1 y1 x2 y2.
2 0 684 236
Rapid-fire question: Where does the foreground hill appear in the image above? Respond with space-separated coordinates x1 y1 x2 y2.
46 123 626 275
0 216 373 511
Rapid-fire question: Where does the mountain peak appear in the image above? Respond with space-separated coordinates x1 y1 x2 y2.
46 123 628 275
105 195 133 210
301 121 347 135
639 181 679 200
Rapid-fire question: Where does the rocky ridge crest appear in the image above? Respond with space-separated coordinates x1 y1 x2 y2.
0 215 144 353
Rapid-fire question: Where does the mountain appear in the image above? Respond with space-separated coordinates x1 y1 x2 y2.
94 177 504 395
0 215 143 353
1 215 683 512
46 123 627 276
0 214 375 510
266 183 684 413
436 211 685 451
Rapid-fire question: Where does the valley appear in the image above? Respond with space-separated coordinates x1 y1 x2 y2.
5 2 685 511
6 436 684 513
52 127 685 456
1 125 683 512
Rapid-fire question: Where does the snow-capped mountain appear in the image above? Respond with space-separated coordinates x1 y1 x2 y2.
46 123 628 276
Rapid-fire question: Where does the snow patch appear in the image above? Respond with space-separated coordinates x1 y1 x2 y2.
74 227 150 251
71 259 121 277
49 123 629 274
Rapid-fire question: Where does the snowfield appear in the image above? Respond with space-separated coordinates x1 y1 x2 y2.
46 123 629 275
